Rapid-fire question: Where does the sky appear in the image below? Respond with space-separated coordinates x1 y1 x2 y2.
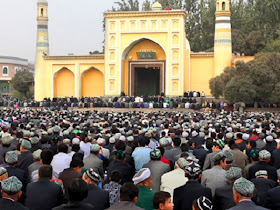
0 0 146 64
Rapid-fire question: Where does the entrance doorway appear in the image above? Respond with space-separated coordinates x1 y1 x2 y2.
129 62 165 96
134 67 160 96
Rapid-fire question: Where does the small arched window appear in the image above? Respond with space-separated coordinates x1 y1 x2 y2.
222 2 226 10
41 8 44 16
3 67 8 75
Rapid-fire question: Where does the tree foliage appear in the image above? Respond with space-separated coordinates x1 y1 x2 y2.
12 71 34 98
209 52 280 104
113 0 139 11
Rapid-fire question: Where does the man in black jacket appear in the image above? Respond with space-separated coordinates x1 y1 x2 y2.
214 167 242 210
249 150 277 182
25 165 65 210
173 162 212 210
53 178 94 210
250 170 277 207
0 176 28 210
82 168 110 210
227 177 268 210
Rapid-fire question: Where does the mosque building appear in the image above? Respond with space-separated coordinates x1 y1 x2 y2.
34 0 253 101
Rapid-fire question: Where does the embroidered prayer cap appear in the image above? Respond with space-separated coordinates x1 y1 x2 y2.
86 168 100 183
211 151 225 162
21 139 31 150
150 148 161 159
115 150 126 160
1 176 23 195
159 137 169 147
224 150 233 162
250 149 259 160
255 170 268 177
233 177 255 197
5 151 18 165
1 133 13 145
184 162 201 178
226 167 242 181
0 167 7 176
32 149 42 160
90 144 100 152
176 157 188 169
259 150 271 160
196 196 213 210
30 137 40 144
217 139 225 149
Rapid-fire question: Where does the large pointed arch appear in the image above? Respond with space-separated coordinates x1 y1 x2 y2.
53 67 75 97
121 37 167 60
121 38 166 96
81 67 104 97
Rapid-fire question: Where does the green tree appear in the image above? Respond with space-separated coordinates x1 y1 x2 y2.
114 0 139 11
142 0 151 11
244 30 265 55
264 29 280 53
12 71 34 98
224 76 257 104
209 52 280 104
232 29 246 54
209 76 224 98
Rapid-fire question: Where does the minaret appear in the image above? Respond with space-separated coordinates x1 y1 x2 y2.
214 0 232 76
35 0 49 101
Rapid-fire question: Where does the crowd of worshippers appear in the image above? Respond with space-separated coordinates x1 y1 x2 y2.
0 96 225 111
1 109 280 210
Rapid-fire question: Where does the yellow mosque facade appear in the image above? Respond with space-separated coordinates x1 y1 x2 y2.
34 0 254 101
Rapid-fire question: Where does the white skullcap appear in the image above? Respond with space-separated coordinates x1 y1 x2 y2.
266 135 274 142
72 138 80 145
109 137 115 144
192 131 198 137
242 133 250 140
182 132 189 138
132 168 151 185
97 138 105 145
119 135 126 141
227 127 233 132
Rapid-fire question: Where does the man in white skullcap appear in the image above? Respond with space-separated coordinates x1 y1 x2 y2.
97 138 110 159
133 168 155 210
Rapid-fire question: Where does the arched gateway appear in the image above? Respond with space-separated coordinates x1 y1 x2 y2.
121 39 166 96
